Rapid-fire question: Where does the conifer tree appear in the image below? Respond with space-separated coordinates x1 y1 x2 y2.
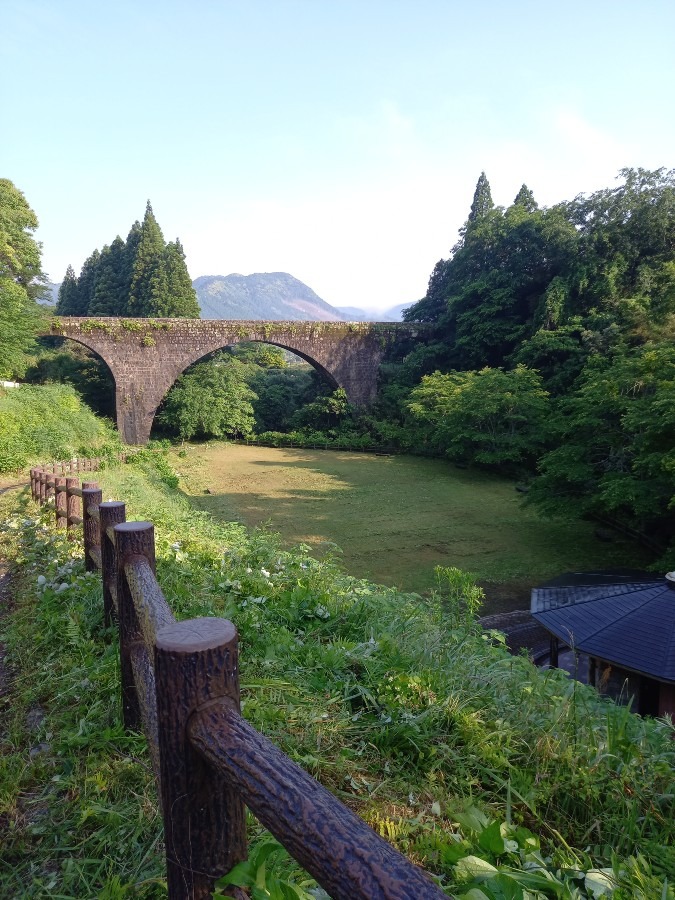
127 202 168 317
89 237 127 316
56 264 81 315
75 249 101 315
121 221 142 315
513 184 538 211
468 171 494 224
163 238 200 317
57 203 198 320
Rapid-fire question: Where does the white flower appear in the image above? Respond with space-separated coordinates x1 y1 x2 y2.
260 568 270 578
37 575 46 586
55 582 69 593
246 567 252 574
170 541 181 550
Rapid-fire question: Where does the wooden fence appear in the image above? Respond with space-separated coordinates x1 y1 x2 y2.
28 464 446 900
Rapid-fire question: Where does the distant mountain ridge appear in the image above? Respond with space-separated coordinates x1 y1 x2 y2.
193 272 410 321
193 272 345 321
47 271 410 321
336 302 411 322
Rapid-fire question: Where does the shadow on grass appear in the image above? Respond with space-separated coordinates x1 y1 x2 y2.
174 444 656 610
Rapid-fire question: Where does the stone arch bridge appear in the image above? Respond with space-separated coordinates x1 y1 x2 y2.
45 317 419 445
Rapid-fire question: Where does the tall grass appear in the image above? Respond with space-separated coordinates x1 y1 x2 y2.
0 453 673 897
0 384 121 473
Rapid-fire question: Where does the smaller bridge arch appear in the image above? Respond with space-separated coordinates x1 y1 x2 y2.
45 318 415 444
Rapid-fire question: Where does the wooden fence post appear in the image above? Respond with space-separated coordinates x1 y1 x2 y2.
155 617 247 899
99 501 126 626
55 476 67 528
29 469 36 502
114 522 155 730
45 472 56 505
65 477 79 534
82 484 101 572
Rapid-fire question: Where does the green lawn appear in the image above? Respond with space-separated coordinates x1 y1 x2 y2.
170 443 652 612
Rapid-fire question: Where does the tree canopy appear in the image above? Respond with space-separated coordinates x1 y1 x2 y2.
0 179 45 378
57 201 199 319
397 168 675 557
157 353 256 440
407 366 549 471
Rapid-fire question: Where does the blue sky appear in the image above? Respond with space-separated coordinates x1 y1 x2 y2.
3 0 674 311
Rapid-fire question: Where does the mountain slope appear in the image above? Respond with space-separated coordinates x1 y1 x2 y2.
193 272 345 321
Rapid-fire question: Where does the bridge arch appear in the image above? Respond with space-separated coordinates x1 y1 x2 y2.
44 318 410 444
31 333 117 419
231 340 339 391
151 339 340 439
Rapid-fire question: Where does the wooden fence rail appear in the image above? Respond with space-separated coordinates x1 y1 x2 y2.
28 465 446 900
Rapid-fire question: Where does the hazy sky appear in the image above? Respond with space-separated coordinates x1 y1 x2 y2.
3 0 674 312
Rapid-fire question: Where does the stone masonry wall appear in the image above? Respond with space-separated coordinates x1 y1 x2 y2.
45 318 419 444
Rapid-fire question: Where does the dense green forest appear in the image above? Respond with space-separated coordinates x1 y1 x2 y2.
395 168 675 559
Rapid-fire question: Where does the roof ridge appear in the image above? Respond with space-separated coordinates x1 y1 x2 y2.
532 581 658 613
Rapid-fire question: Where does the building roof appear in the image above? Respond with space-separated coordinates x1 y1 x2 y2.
531 578 675 684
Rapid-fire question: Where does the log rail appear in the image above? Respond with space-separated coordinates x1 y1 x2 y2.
28 463 446 900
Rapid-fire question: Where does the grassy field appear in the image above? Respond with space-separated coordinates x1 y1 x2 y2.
1 457 672 897
170 443 652 611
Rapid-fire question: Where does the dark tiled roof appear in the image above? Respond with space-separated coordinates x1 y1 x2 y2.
531 580 675 683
